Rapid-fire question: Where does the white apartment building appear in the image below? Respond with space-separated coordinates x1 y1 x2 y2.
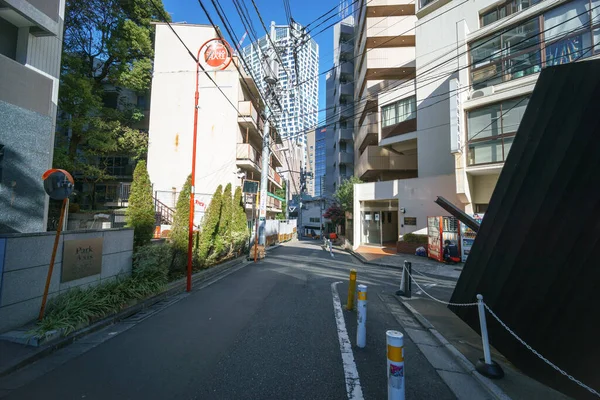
352 0 599 249
242 22 319 148
148 23 284 226
417 0 599 215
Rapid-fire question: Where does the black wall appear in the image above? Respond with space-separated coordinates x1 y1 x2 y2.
450 60 600 399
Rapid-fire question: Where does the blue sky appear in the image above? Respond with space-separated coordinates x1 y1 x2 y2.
162 0 344 121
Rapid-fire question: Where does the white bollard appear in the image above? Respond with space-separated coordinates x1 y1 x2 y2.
387 330 405 400
475 294 504 378
356 284 367 348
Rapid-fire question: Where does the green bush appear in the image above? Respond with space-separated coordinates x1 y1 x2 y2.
231 186 249 253
198 185 223 260
35 244 170 336
402 233 428 244
170 175 192 253
218 183 233 254
126 161 155 247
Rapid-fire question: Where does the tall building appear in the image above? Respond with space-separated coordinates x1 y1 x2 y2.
306 126 327 197
325 16 355 198
351 0 462 248
351 0 600 249
148 23 284 225
0 0 65 233
414 0 600 215
241 22 319 148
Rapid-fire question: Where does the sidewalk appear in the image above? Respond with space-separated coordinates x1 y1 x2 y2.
399 296 572 400
353 245 463 280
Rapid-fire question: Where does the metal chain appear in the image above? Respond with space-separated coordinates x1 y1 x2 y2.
484 304 600 398
405 270 478 307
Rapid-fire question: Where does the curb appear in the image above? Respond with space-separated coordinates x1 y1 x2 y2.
397 299 511 400
0 256 247 378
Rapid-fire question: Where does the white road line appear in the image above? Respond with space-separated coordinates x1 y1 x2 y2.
331 282 364 400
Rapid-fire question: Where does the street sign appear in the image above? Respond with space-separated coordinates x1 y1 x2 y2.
199 38 233 71
289 206 296 212
243 180 259 194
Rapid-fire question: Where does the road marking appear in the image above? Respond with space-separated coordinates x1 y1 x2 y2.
331 282 364 400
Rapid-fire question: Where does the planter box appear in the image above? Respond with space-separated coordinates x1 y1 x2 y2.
396 241 421 255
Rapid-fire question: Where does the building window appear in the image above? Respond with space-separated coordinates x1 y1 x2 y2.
471 0 599 90
480 0 542 27
381 96 416 128
310 217 320 223
466 96 529 165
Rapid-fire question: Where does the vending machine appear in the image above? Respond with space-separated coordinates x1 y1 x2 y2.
427 216 461 262
460 213 484 262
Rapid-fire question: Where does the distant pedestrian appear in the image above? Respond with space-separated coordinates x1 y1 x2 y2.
443 240 460 264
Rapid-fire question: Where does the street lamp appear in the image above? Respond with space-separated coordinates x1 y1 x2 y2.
186 37 233 292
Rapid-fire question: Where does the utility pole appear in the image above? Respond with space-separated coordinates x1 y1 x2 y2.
258 22 280 245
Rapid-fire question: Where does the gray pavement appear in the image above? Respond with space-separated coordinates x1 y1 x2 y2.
0 240 488 399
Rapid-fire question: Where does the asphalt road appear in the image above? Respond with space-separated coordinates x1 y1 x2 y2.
1 240 457 400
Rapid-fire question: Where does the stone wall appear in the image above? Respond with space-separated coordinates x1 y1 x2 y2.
0 228 134 333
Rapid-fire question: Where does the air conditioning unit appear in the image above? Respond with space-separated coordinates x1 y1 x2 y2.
470 86 495 99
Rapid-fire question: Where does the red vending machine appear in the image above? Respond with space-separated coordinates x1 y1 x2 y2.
427 216 461 262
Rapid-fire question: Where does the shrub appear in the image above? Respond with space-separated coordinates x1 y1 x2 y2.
170 175 192 252
126 161 156 247
218 183 233 254
402 233 428 244
35 244 169 336
198 185 223 260
231 186 249 253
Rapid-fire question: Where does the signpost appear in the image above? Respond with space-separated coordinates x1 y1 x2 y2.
187 38 233 292
39 169 74 320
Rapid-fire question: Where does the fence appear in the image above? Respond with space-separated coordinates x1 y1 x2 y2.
249 219 297 247
402 267 600 398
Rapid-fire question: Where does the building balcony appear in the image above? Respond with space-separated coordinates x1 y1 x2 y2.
355 113 378 152
1 0 61 36
0 54 53 116
270 148 283 168
355 146 418 180
338 151 354 165
337 128 353 143
340 42 353 60
236 143 262 175
238 101 264 142
340 62 354 78
269 167 283 188
267 196 282 213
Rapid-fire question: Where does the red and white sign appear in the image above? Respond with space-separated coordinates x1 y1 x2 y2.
195 199 207 212
199 38 233 71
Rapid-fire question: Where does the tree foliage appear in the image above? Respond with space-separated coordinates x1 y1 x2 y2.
323 204 345 229
231 186 249 251
170 175 191 253
54 0 169 202
334 176 363 214
126 161 155 247
198 185 223 260
275 181 287 220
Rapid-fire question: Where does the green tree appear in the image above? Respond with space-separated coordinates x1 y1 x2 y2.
126 161 155 247
334 176 363 214
198 185 223 260
55 0 169 206
275 181 287 220
231 186 249 252
217 184 233 254
170 175 192 253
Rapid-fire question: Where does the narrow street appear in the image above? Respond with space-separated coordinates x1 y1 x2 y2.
1 241 465 399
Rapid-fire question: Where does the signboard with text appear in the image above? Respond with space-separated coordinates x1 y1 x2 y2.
449 79 463 154
61 238 103 282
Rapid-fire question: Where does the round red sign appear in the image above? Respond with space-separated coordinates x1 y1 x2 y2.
201 39 232 70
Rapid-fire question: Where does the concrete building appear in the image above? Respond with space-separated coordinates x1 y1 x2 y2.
353 0 418 182
416 0 600 214
0 0 65 233
352 0 600 249
306 126 327 198
242 22 319 148
325 16 355 198
148 23 284 225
